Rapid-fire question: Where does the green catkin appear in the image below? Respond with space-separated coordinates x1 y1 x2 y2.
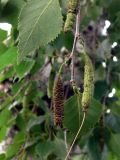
53 74 64 127
64 0 79 32
82 53 94 112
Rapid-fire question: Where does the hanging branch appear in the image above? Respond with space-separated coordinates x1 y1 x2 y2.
65 7 95 159
65 112 86 160
64 9 86 160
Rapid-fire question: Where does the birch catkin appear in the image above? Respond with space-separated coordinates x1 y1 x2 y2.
53 74 64 127
82 53 94 112
64 0 79 32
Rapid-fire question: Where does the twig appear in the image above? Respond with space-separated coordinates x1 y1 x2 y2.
70 10 81 82
64 130 68 153
65 112 86 160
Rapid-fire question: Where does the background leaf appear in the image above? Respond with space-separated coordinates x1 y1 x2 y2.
0 47 17 71
109 133 120 158
64 95 102 134
14 59 35 79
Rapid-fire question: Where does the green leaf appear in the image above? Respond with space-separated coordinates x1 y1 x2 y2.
0 67 14 83
14 59 35 79
0 47 17 71
35 138 66 159
107 0 120 21
18 0 63 61
94 81 108 100
1 0 25 26
16 114 26 130
0 43 7 54
64 95 102 134
105 113 120 133
6 131 26 158
88 127 110 160
35 140 54 159
0 126 7 142
0 154 5 160
27 116 45 131
88 5 101 21
0 108 11 128
88 134 101 160
109 133 120 157
53 138 67 159
0 29 7 42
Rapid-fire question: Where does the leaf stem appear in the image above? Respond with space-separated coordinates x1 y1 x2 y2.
64 129 68 153
70 10 80 82
64 112 86 160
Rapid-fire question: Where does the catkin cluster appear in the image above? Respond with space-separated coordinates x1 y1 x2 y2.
53 74 64 127
82 53 94 112
64 0 79 32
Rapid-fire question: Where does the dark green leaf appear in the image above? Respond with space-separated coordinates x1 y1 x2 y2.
88 134 101 160
105 113 120 133
27 116 45 131
35 140 54 158
64 95 102 134
109 133 120 157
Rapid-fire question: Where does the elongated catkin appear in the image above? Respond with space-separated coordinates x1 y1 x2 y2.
82 53 94 112
64 0 79 32
53 74 64 127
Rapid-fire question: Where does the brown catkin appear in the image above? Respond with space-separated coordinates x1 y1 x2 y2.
53 74 64 127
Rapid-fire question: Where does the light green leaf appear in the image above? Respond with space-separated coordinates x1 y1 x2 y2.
0 47 17 71
0 126 7 142
14 59 35 79
18 0 63 61
64 95 102 134
0 108 11 128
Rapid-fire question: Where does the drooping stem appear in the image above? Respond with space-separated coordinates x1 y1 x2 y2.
64 130 68 153
64 112 86 160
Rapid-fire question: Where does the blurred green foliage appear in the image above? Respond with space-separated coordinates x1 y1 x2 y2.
0 0 120 159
